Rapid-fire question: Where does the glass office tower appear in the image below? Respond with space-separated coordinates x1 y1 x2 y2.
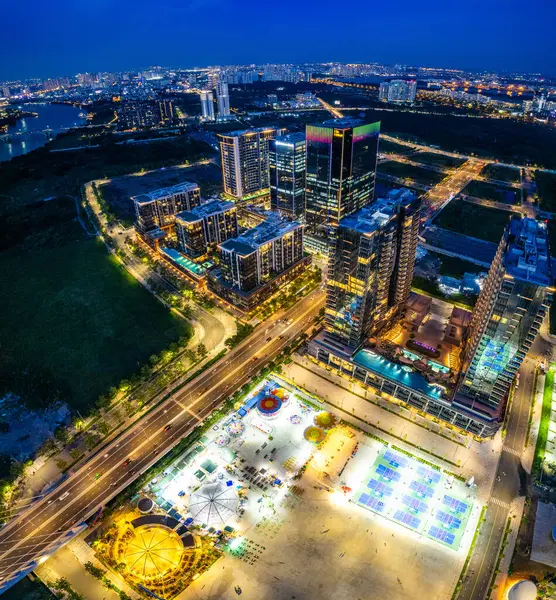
269 132 306 221
305 118 380 252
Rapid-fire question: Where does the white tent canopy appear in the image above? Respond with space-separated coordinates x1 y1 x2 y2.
188 482 238 527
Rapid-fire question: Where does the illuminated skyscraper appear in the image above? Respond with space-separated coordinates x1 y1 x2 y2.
269 132 306 220
322 189 421 351
218 127 284 200
200 90 215 121
305 118 380 252
216 80 231 119
455 217 553 416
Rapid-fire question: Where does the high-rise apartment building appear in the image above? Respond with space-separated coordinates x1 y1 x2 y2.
218 127 284 200
200 90 215 121
322 189 421 352
175 200 238 259
216 80 231 119
218 214 304 292
269 132 306 220
379 80 417 103
305 118 380 251
158 99 176 125
132 182 201 233
455 217 553 416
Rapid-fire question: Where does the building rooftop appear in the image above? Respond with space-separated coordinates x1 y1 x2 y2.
273 132 306 146
220 213 301 256
132 181 199 205
319 117 364 129
219 126 280 138
175 199 235 223
339 188 418 235
504 217 553 287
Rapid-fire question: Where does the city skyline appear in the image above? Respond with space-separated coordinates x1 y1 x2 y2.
2 0 556 80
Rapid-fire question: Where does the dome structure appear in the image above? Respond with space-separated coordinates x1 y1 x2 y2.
188 482 238 527
137 497 154 514
508 580 537 600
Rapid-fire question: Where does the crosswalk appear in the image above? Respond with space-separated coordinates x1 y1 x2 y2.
489 497 510 510
502 446 522 457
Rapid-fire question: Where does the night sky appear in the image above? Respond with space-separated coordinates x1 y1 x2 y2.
3 0 555 80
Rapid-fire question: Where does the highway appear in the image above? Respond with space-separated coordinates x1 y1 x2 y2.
0 289 324 586
457 338 550 600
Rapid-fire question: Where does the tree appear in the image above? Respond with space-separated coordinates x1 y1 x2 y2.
97 421 109 436
54 426 70 445
84 561 106 580
196 343 208 360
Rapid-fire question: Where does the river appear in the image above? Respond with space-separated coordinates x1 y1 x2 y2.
0 102 86 163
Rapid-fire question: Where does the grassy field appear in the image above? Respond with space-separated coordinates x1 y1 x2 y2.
532 368 554 477
483 163 521 183
412 151 466 169
99 162 222 220
0 235 191 413
437 255 485 278
0 135 214 212
378 138 415 155
434 199 514 243
535 171 556 213
377 160 445 186
462 180 519 204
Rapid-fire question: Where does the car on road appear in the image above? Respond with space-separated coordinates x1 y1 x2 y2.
164 424 172 432
123 458 132 467
58 492 70 501
266 337 271 342
94 472 102 480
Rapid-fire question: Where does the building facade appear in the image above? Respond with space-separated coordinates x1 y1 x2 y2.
200 91 215 121
379 80 417 103
175 200 238 259
305 119 380 251
209 213 308 311
455 217 553 417
216 80 231 119
269 132 306 221
323 189 421 351
133 182 201 233
218 127 284 200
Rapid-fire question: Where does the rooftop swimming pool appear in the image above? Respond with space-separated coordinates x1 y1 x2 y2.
353 349 445 400
161 248 206 276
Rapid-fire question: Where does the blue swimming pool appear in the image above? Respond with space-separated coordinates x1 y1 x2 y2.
353 349 445 400
162 248 206 276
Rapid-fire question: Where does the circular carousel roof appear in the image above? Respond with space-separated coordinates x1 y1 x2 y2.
188 481 238 527
257 395 282 417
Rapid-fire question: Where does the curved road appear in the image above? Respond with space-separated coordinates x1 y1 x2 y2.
0 290 324 590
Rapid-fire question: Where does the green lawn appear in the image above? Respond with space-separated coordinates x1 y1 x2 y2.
437 255 484 278
434 199 514 243
412 151 466 169
535 171 556 213
483 163 521 183
378 160 445 186
532 367 554 477
0 238 191 413
462 180 519 204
